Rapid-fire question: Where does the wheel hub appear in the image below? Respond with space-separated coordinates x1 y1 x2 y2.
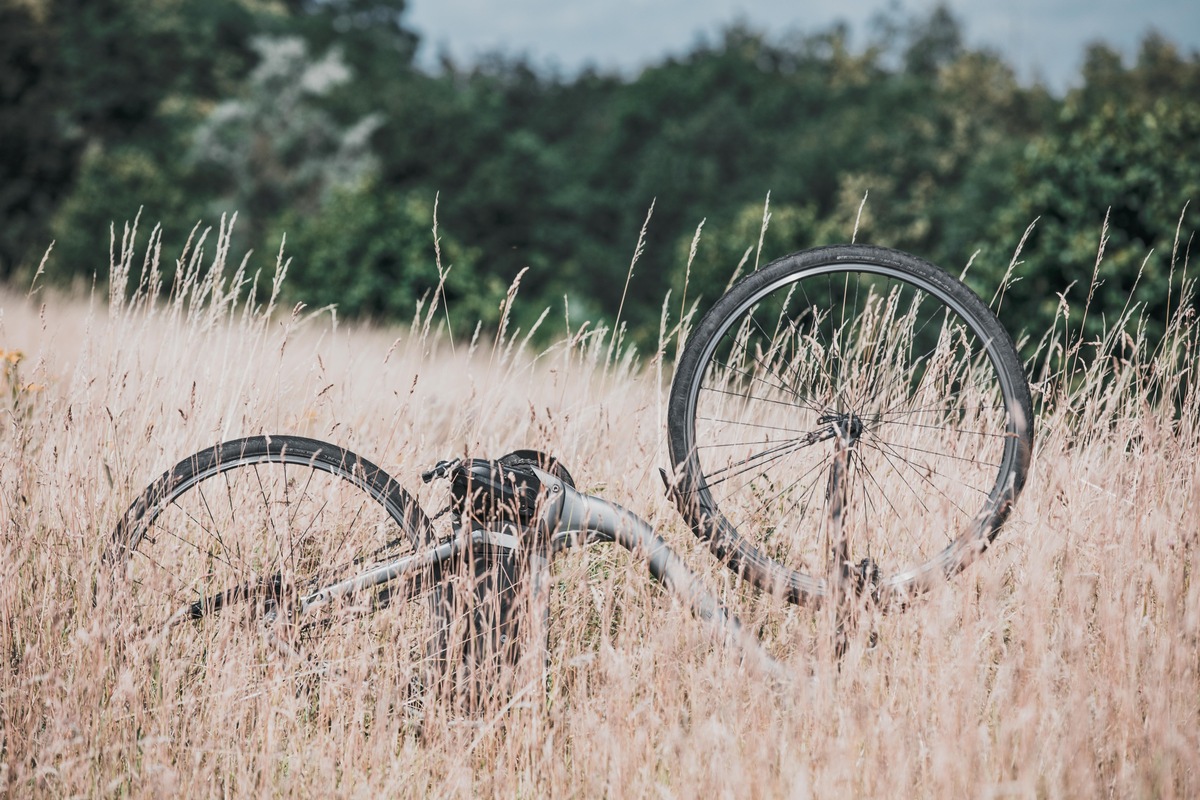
818 411 865 442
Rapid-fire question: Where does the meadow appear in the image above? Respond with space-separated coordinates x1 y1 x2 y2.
1 219 1197 797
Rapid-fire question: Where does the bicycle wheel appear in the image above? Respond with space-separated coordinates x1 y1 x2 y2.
667 245 1033 606
108 435 439 690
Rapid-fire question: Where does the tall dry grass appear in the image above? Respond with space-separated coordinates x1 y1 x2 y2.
1 216 1198 798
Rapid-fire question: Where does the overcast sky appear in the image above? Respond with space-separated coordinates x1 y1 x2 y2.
405 0 1200 92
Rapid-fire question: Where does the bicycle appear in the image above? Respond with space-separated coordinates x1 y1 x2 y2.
106 244 1033 694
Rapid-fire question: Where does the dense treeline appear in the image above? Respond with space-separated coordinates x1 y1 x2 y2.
3 0 1198 349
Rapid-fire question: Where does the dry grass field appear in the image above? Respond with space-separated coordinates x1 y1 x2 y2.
2 221 1198 797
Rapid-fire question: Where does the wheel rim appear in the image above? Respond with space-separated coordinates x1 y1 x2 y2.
681 260 1028 597
116 443 435 691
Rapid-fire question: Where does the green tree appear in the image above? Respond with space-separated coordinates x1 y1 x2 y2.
3 0 262 278
672 201 821 309
47 140 198 283
3 0 405 279
190 35 383 248
990 35 1200 345
0 0 76 278
278 0 418 92
12 0 1198 359
277 179 503 329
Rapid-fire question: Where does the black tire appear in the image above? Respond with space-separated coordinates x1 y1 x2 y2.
108 435 437 685
667 245 1033 606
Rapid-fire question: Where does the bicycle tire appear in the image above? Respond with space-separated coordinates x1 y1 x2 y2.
667 245 1033 606
108 435 438 683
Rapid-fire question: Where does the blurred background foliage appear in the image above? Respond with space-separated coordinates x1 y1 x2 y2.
2 0 1198 351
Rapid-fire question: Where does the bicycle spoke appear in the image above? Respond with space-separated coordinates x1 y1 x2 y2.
114 438 429 686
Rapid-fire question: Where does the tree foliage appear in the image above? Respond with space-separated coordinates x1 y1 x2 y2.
2 1 1197 351
277 179 502 325
990 36 1200 343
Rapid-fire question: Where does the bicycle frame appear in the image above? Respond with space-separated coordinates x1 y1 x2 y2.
161 465 780 673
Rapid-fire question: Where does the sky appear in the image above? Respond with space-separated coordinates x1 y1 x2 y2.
404 0 1200 93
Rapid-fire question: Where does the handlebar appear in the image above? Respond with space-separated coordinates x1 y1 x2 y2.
433 455 782 674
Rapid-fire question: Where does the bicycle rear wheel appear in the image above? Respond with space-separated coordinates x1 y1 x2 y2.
108 435 438 693
667 245 1033 606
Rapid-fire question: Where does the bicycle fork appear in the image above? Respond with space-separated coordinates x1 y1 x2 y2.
823 415 881 660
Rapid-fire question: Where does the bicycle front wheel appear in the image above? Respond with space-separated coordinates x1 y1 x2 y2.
108 435 437 688
667 245 1033 606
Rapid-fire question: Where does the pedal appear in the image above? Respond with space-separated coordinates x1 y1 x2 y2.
659 467 684 506
853 557 882 601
